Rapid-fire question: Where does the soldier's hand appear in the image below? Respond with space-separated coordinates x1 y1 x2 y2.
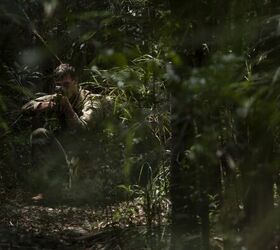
59 96 72 114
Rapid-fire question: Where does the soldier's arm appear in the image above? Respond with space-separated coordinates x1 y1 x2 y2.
61 95 105 130
59 96 92 130
21 95 56 115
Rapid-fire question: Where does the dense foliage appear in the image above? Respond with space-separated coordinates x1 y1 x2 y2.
1 0 280 249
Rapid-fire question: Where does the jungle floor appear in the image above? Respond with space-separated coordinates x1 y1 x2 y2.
0 187 169 250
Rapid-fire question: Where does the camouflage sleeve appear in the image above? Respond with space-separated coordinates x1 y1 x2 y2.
65 92 114 131
65 94 105 130
21 95 56 115
80 97 103 128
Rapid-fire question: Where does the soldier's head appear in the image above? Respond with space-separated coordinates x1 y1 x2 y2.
53 63 78 99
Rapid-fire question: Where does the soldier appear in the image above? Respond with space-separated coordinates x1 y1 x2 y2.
22 63 111 201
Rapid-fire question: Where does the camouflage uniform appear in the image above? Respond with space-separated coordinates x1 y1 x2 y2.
22 87 112 194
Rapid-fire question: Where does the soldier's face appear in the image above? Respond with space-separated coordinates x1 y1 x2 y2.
54 74 78 99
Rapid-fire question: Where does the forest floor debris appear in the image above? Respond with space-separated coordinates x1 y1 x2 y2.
0 188 170 249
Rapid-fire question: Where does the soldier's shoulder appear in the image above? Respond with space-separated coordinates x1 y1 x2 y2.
79 88 114 103
80 88 102 99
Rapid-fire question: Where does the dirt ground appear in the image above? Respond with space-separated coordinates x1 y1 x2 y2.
0 188 169 250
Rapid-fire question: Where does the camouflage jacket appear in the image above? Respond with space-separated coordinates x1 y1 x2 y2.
22 87 112 132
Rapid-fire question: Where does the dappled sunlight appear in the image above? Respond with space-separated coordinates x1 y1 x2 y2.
1 0 280 249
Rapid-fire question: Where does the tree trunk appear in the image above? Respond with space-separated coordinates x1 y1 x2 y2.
169 100 199 250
